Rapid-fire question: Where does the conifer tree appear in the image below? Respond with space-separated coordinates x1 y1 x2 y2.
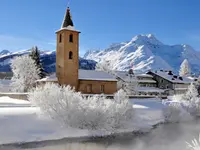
29 46 46 79
179 59 191 77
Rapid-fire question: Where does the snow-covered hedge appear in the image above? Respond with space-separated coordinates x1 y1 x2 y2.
28 83 135 132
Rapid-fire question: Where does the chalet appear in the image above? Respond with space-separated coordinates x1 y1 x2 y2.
114 70 167 96
147 70 193 95
115 71 157 87
37 7 117 94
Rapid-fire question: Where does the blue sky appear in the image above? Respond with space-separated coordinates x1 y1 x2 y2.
1 0 200 56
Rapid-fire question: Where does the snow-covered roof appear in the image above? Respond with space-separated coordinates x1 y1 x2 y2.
138 74 153 78
37 70 117 82
138 80 157 83
114 71 155 83
115 71 153 79
36 74 58 82
149 71 192 84
187 76 198 82
79 70 117 81
174 87 188 90
56 26 80 33
137 87 165 93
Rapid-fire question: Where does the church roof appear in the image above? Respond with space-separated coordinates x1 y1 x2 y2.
37 70 117 82
61 7 74 28
56 7 80 33
79 70 117 81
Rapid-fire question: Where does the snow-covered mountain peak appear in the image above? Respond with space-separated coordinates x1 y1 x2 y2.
0 50 11 56
84 34 200 74
147 34 155 38
182 44 195 52
130 34 163 46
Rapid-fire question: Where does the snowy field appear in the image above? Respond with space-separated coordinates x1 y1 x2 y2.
0 96 165 145
0 79 12 93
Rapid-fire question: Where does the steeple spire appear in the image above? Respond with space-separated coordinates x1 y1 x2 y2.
61 7 74 28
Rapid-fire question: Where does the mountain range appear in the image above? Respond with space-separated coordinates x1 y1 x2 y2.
1 34 200 75
0 49 96 73
84 34 200 75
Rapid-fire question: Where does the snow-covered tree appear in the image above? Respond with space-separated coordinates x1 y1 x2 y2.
183 83 200 116
163 84 200 123
184 83 199 101
117 70 138 95
95 59 114 74
179 59 191 76
29 46 46 79
29 83 135 132
11 55 40 92
163 102 184 123
163 100 193 123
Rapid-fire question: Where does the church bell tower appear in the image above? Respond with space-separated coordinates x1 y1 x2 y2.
56 7 80 90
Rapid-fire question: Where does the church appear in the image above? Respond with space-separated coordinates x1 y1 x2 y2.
39 7 117 94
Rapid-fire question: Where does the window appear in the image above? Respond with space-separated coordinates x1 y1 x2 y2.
87 84 92 93
69 34 73 43
69 51 73 59
100 85 104 93
59 34 62 43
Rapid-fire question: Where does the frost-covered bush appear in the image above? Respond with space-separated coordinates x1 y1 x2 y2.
170 94 184 102
11 55 40 92
163 102 183 123
95 60 114 74
163 102 192 123
163 93 194 123
186 134 200 150
163 83 200 123
28 83 135 132
117 75 138 95
183 83 200 117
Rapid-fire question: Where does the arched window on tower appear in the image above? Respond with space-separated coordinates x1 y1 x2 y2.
69 51 73 59
69 34 73 43
59 34 62 43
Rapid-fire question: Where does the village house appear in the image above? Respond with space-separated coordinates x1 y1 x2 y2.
38 7 117 94
147 70 193 95
114 70 167 96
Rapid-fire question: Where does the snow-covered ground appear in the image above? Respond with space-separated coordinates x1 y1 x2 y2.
0 97 165 145
0 79 12 93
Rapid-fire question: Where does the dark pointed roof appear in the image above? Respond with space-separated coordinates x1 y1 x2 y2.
62 7 74 28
